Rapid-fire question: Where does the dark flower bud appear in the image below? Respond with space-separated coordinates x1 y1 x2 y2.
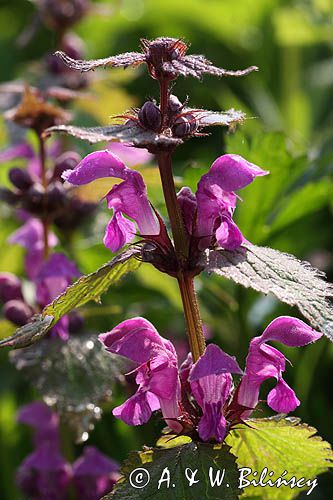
47 182 67 210
53 151 81 181
4 300 32 326
138 101 162 132
23 183 45 213
0 187 19 205
0 273 23 303
168 94 183 114
39 0 90 31
9 168 33 191
172 115 198 138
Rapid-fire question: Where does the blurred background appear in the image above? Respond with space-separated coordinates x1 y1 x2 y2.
0 0 332 498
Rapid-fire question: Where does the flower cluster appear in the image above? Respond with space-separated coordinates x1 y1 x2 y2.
100 316 321 442
63 147 268 273
17 401 119 499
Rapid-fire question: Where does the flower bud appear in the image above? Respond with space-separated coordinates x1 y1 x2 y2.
0 187 19 205
4 300 32 326
168 94 183 114
9 168 33 191
138 101 162 132
23 184 45 213
0 273 23 303
47 182 67 210
172 115 197 138
53 151 81 181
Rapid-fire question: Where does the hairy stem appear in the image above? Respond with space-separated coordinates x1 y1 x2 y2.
157 79 206 361
178 275 205 361
157 151 188 262
38 134 49 260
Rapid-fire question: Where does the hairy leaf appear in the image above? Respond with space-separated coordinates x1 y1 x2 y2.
226 416 333 499
204 244 333 340
0 248 141 349
11 335 127 442
55 50 145 72
43 248 141 324
0 315 54 349
106 441 241 499
45 122 182 149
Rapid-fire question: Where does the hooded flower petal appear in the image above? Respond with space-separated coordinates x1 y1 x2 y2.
209 154 269 192
190 344 241 442
194 154 267 250
62 150 127 185
237 316 321 418
190 344 242 381
99 317 171 364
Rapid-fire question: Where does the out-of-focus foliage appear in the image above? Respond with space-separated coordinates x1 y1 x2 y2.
0 0 333 498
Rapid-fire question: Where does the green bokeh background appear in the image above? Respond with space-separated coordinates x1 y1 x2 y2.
0 0 332 498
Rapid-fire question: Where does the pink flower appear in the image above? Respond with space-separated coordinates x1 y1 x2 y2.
178 154 268 251
63 150 159 252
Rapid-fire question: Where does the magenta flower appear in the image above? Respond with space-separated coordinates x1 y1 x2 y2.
99 317 181 430
100 315 322 443
236 316 322 418
189 344 242 442
9 217 58 279
73 446 120 499
178 154 268 251
63 150 160 252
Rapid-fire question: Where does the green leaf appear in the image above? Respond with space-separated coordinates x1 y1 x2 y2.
226 416 333 499
43 248 141 324
106 442 241 499
0 248 141 349
204 244 333 340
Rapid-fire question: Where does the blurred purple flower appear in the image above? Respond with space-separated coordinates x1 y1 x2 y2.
9 217 58 279
73 446 120 499
236 316 322 418
107 141 153 167
178 154 268 251
99 317 181 431
16 442 72 500
0 140 61 178
63 150 159 252
17 401 59 446
35 253 80 340
16 401 71 500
